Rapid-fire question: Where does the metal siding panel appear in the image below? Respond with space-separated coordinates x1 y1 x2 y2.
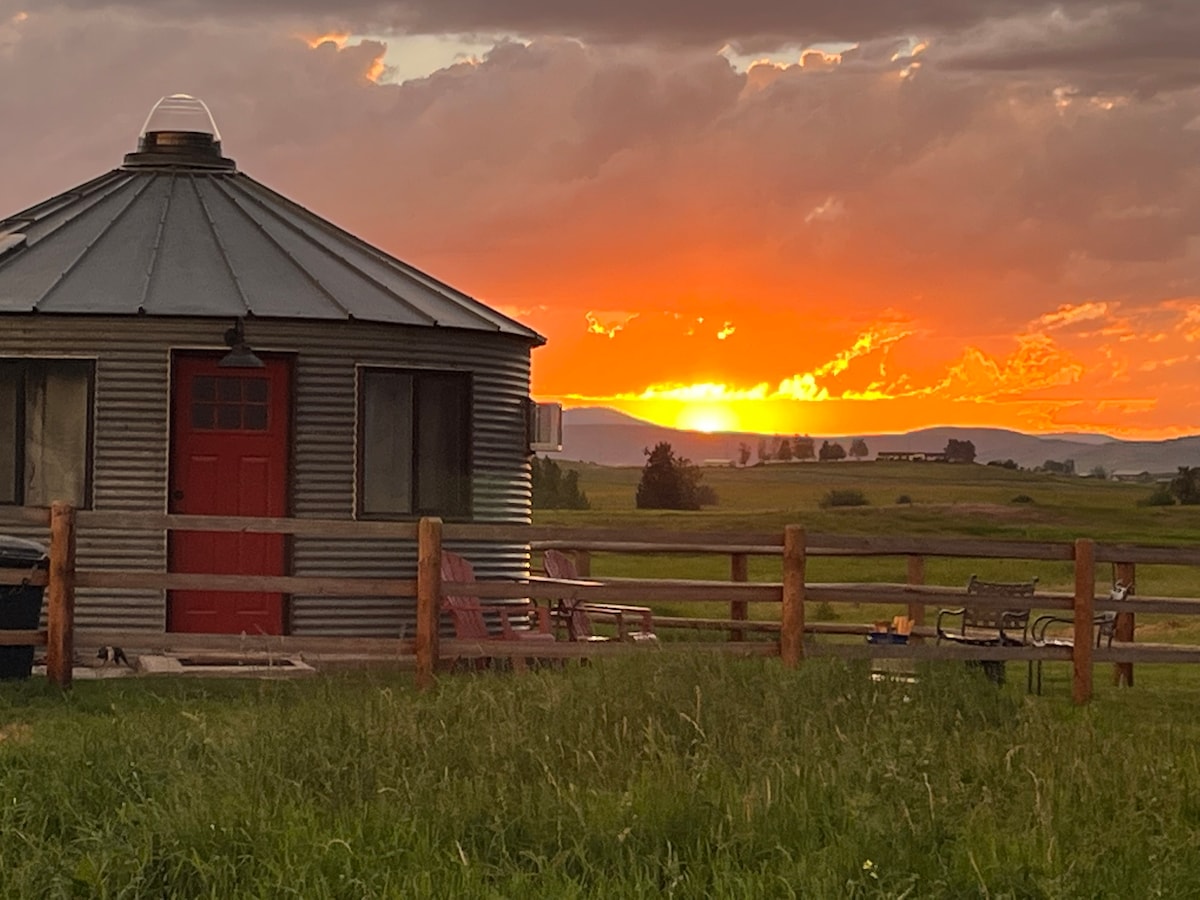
0 315 534 637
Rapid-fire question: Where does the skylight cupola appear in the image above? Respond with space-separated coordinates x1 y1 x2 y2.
123 93 236 171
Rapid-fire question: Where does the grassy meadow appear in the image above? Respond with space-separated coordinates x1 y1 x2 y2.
3 459 1200 896
3 654 1200 898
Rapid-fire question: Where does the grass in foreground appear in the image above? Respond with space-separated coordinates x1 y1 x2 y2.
1 655 1199 898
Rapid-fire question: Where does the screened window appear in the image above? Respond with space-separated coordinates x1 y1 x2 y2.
0 359 95 507
358 368 470 518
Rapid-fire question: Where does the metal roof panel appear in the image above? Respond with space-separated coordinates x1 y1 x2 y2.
0 156 545 344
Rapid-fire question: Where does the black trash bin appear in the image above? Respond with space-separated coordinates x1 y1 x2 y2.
0 535 50 679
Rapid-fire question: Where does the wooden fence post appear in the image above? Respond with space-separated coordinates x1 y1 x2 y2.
46 501 76 689
1113 561 1135 688
906 555 926 642
1073 538 1095 705
780 526 806 668
730 552 748 642
415 517 442 691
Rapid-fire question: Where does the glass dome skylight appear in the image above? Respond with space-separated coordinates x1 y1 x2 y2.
123 93 235 170
139 93 222 141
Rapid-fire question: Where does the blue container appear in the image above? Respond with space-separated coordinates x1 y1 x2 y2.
866 632 909 644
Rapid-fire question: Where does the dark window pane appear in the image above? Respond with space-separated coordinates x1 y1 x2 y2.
192 403 215 429
216 405 242 430
23 360 92 507
193 376 216 401
244 379 268 403
217 377 242 402
416 374 470 515
0 365 17 503
360 370 413 516
243 404 268 430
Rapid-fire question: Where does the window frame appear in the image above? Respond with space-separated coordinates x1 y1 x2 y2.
355 366 473 521
0 357 97 509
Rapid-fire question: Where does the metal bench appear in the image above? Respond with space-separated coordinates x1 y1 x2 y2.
936 575 1037 684
1028 583 1127 694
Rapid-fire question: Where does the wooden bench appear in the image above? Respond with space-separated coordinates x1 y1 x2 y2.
936 575 1037 684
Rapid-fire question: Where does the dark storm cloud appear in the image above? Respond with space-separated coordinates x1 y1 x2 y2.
26 0 1110 47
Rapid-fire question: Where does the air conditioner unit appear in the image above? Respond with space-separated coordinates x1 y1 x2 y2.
528 401 563 452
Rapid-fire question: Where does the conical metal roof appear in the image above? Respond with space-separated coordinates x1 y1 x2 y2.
0 95 543 343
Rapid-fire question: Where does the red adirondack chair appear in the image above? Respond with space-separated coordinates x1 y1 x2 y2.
542 549 656 643
440 550 554 644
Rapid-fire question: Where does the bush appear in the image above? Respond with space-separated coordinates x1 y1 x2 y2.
1011 494 1034 504
1139 486 1176 507
819 488 868 509
814 601 838 621
896 494 912 505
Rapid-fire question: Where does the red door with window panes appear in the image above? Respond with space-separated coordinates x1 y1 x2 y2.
168 354 290 634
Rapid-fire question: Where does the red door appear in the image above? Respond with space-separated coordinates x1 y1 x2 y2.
169 354 290 634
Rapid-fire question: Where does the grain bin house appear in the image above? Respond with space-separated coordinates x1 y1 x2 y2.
0 94 553 638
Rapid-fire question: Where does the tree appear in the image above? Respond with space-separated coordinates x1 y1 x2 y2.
849 438 869 460
757 439 770 464
818 440 846 462
1088 465 1108 480
531 456 590 510
1039 459 1075 476
1170 466 1200 505
776 438 793 461
944 439 976 464
738 442 752 467
793 436 815 461
635 442 715 510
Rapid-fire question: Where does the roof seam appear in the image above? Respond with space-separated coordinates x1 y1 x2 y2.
208 176 353 318
231 176 436 325
34 176 157 311
192 174 251 314
238 175 532 334
137 172 175 313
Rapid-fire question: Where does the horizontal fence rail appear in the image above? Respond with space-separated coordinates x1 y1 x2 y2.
6 506 1200 701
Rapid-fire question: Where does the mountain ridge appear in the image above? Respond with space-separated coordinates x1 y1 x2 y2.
551 407 1199 472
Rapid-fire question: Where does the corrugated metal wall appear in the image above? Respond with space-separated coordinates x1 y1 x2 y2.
0 314 535 636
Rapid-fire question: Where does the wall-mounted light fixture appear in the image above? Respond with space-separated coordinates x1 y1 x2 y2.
219 318 264 369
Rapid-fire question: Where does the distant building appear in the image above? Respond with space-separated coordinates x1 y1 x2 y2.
876 451 947 462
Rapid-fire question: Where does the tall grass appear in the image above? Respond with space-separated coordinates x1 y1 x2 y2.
1 655 1198 897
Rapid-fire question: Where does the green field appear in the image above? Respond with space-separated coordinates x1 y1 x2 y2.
3 655 1200 898
3 460 1200 897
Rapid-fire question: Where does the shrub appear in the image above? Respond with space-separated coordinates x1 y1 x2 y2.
1139 486 1176 507
896 494 912 505
1011 494 1034 504
820 488 868 508
814 601 838 621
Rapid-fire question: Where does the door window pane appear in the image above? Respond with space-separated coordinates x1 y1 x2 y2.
190 375 269 432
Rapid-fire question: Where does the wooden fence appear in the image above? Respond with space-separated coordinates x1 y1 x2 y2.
3 505 1200 703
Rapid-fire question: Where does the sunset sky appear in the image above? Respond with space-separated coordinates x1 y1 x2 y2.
3 1 1200 438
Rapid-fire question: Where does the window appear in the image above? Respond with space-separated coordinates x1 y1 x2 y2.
190 374 270 431
357 368 471 518
0 359 95 507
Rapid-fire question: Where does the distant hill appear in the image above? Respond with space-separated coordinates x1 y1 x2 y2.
550 407 1200 473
